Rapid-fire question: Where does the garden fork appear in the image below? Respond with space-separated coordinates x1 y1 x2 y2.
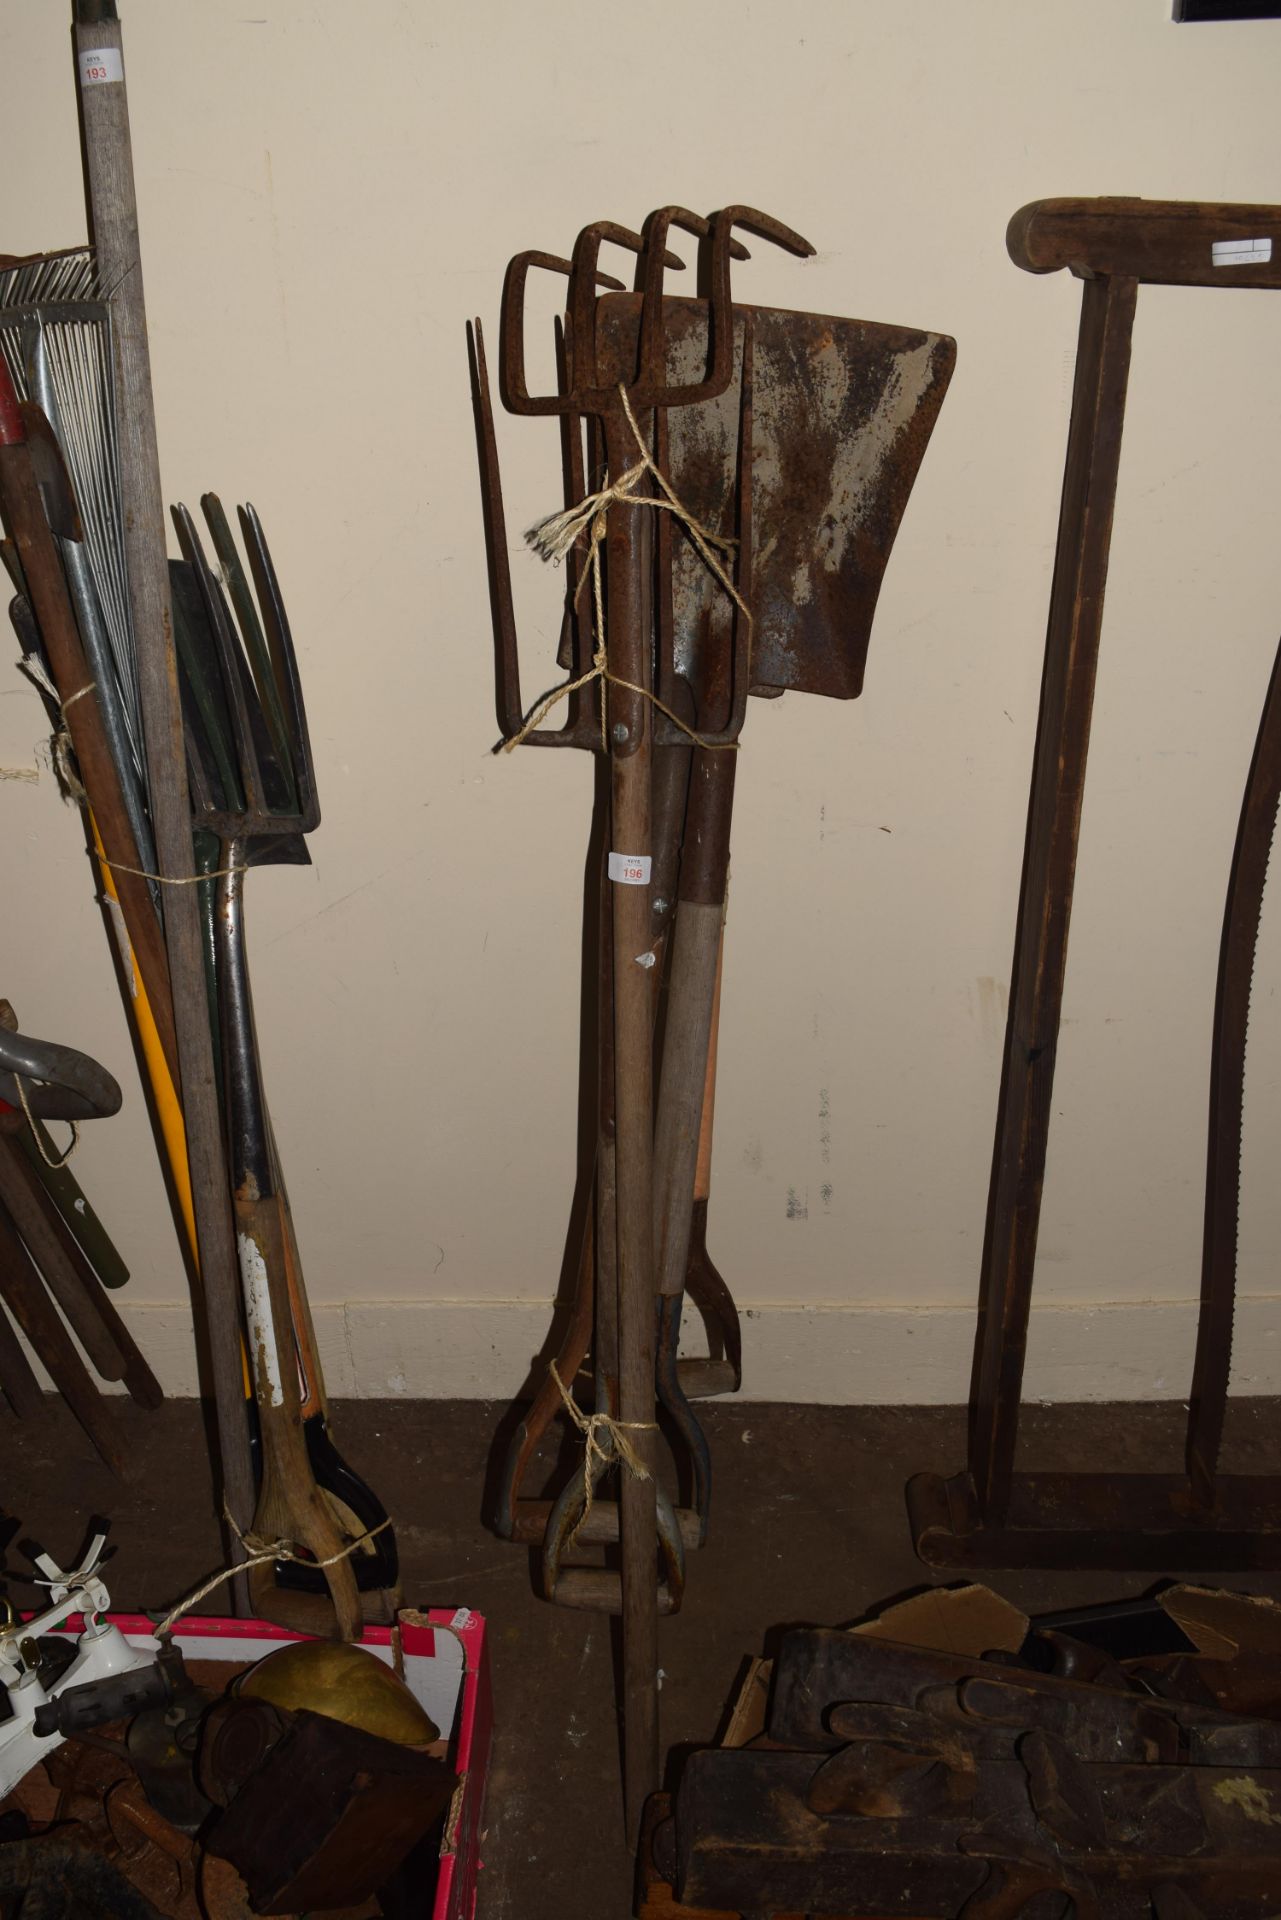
478 203 813 1831
170 498 372 1641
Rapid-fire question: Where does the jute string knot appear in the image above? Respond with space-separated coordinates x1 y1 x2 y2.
549 1360 654 1550
152 1507 392 1641
18 659 238 889
51 681 96 804
12 1073 79 1168
503 385 751 754
97 849 246 888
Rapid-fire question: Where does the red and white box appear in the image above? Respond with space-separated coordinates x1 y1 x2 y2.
49 1606 491 1919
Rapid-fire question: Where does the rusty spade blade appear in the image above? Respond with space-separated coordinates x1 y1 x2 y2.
594 293 955 704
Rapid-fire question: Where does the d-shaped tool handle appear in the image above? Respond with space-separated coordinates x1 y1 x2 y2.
1009 196 1281 287
0 1005 122 1123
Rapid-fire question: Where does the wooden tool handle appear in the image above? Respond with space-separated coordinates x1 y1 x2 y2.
0 1199 125 1471
237 1193 362 1641
0 373 180 1088
694 932 724 1204
1008 197 1281 288
75 0 255 1584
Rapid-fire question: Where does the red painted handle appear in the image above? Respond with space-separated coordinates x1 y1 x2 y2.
0 356 26 447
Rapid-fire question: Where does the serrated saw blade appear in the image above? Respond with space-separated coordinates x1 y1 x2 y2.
1187 626 1281 1504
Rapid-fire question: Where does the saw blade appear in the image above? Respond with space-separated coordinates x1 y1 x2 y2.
1187 626 1281 1503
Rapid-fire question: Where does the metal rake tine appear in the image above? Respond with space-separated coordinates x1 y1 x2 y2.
172 502 269 820
724 306 755 741
499 249 626 416
467 317 524 741
637 207 749 392
652 308 757 747
656 203 815 411
653 399 678 722
201 492 297 813
240 503 319 832
553 316 596 689
568 220 684 400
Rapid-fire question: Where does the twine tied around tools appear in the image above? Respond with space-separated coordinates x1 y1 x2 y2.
151 1507 393 1641
503 385 752 754
549 1359 655 1550
95 851 246 887
18 660 242 890
18 656 94 803
12 1072 79 1168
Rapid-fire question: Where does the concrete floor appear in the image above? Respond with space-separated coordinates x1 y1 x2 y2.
6 1393 1281 1918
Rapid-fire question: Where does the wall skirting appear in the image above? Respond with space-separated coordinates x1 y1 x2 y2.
82 1294 1281 1404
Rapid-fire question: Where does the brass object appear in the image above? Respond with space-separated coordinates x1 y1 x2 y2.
238 1641 438 1746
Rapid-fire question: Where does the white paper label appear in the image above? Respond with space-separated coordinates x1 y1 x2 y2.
79 47 124 86
102 894 138 999
239 1232 284 1407
1212 237 1272 268
449 1606 472 1631
608 851 651 886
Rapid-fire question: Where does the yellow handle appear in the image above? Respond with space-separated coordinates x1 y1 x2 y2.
91 813 196 1260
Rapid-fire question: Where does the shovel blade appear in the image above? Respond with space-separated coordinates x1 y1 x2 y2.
596 294 956 700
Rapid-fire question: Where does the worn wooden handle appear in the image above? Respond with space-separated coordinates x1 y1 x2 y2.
1008 197 1281 288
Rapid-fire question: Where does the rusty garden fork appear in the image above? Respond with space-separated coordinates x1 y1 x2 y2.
481 214 753 1578
479 205 813 1832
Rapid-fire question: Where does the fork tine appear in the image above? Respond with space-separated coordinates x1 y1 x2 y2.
554 314 593 687
638 207 749 391
468 318 525 742
169 555 242 817
172 502 268 820
201 492 297 813
499 251 624 417
570 221 682 397
240 503 320 832
727 306 755 740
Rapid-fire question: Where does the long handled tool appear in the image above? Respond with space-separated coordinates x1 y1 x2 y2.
0 371 176 1082
73 0 254 1576
173 503 398 1615
0 249 154 889
480 204 806 1828
476 203 955 1831
476 222 771 1589
0 1004 156 1467
171 496 394 1639
908 196 1281 1573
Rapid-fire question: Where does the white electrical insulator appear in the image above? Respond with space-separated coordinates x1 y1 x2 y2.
0 1526 157 1799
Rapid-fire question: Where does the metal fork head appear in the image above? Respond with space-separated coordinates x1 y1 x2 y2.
500 204 813 424
477 205 815 749
170 500 318 846
502 220 683 418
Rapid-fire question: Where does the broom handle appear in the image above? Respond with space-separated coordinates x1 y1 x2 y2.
73 1 254 1594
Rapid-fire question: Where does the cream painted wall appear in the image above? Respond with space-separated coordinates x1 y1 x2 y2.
1 0 1279 1405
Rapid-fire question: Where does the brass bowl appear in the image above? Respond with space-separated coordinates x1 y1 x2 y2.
238 1641 439 1746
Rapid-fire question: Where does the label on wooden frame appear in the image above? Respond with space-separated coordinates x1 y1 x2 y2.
608 852 651 886
79 48 124 87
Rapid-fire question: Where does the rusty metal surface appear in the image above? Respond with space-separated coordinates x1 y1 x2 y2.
475 205 823 1839
474 206 956 1837
596 294 955 703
